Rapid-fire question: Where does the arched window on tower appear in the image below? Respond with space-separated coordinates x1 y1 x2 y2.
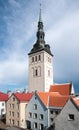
35 56 37 62
35 67 38 76
38 55 41 61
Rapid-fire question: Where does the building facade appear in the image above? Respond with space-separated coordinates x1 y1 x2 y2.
28 7 53 92
54 97 79 130
6 93 33 128
26 91 69 130
0 92 8 120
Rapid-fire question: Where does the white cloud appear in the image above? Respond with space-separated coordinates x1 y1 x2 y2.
0 57 27 85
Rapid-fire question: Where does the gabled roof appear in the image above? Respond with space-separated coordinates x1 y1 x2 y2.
49 83 72 95
49 96 69 107
14 92 33 102
37 92 69 107
0 92 8 101
73 96 79 107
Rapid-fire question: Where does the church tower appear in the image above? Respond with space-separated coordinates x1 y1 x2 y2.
28 6 53 92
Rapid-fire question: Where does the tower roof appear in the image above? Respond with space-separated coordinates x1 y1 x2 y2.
28 5 53 56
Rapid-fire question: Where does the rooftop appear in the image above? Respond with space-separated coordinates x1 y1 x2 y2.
14 92 33 102
49 83 73 95
37 92 69 107
0 92 8 101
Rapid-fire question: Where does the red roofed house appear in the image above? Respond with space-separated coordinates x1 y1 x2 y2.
49 82 75 95
6 92 33 128
0 92 8 119
26 91 69 130
54 96 79 130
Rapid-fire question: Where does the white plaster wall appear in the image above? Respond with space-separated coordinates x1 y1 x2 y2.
0 101 6 119
28 50 53 92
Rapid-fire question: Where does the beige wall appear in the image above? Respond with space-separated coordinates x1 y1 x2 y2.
6 94 28 128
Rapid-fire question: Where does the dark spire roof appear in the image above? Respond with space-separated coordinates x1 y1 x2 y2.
28 5 53 56
39 4 42 22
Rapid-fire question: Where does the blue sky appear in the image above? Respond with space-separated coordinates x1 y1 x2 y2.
0 0 79 93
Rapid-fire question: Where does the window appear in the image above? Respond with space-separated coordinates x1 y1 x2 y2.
40 114 43 120
17 121 19 126
48 57 51 63
32 57 34 62
68 114 74 120
12 120 14 125
17 112 19 118
12 104 14 109
51 118 53 122
34 104 37 109
12 112 14 117
29 112 32 118
34 113 37 119
9 111 11 116
39 124 44 130
9 104 11 108
38 55 41 61
35 69 38 76
1 109 4 114
50 111 53 114
13 97 15 101
2 102 4 106
55 111 58 115
34 122 37 129
17 103 19 109
35 56 37 61
9 119 11 124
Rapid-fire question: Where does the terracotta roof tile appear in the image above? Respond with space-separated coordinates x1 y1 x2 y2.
49 96 69 107
49 83 72 95
73 97 79 107
37 92 69 107
0 92 8 101
14 92 33 102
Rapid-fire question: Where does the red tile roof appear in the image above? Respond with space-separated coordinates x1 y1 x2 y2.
0 92 8 101
37 92 69 107
14 92 33 101
49 96 69 107
73 97 79 107
49 83 72 95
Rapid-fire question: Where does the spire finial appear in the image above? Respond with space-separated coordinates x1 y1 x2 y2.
39 3 42 22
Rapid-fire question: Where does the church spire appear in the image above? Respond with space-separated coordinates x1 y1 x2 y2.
39 4 42 22
36 3 45 46
28 4 53 56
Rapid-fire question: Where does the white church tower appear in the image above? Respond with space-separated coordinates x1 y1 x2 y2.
28 6 53 92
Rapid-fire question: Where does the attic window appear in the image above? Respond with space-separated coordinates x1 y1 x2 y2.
68 114 74 120
13 97 15 101
34 104 37 109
